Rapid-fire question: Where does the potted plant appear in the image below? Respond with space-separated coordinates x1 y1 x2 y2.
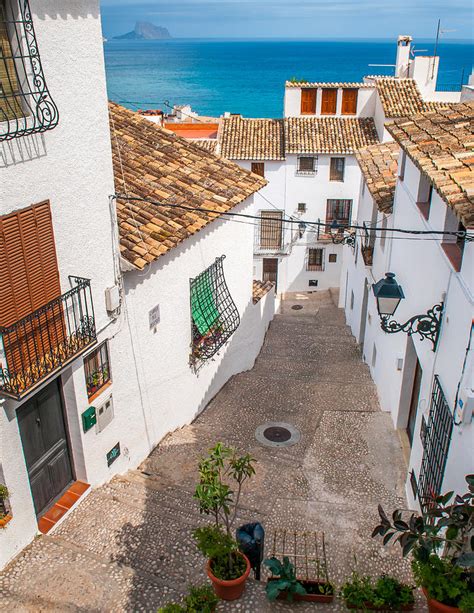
0 484 11 528
340 571 414 610
264 556 335 603
193 443 256 600
158 584 219 613
372 474 474 613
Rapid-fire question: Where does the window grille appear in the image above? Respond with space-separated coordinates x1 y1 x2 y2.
297 155 317 175
307 248 324 271
418 375 454 513
258 211 283 250
326 199 351 229
0 0 58 141
190 256 240 363
84 342 111 399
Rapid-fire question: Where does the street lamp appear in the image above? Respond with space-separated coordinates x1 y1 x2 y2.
372 272 443 350
329 220 355 247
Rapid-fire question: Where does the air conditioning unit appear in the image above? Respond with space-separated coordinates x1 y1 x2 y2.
96 395 114 433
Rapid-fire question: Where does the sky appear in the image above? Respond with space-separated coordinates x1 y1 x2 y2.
100 0 474 40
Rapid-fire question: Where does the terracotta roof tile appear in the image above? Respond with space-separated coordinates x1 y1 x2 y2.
252 279 275 304
284 117 379 154
355 142 400 213
190 138 219 154
109 102 266 269
219 117 285 160
386 102 474 228
285 81 373 89
369 77 451 118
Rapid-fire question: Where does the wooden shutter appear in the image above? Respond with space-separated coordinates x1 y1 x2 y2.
0 202 63 380
321 89 337 115
341 89 358 115
0 0 23 120
330 157 345 181
251 162 265 177
301 88 316 115
260 211 283 249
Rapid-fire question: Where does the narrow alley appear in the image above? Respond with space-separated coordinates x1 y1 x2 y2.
0 293 423 612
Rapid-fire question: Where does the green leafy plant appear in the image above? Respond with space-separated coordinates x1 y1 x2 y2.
459 591 474 613
264 556 307 602
158 584 219 613
289 77 309 83
341 572 414 610
193 443 256 579
372 474 474 608
0 484 9 521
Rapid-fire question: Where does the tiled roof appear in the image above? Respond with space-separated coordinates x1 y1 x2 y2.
252 279 275 304
285 81 373 89
284 117 379 154
355 142 400 213
386 102 474 228
369 77 450 118
109 102 266 269
190 138 219 154
219 117 285 160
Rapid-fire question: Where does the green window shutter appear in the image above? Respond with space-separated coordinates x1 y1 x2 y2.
191 270 220 335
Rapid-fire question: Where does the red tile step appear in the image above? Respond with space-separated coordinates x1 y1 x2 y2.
38 480 90 534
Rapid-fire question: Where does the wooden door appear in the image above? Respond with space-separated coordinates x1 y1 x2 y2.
300 88 316 114
407 359 422 446
18 378 73 515
263 259 278 290
341 89 358 115
321 89 337 115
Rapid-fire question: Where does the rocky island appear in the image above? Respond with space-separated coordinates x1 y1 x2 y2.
114 21 171 40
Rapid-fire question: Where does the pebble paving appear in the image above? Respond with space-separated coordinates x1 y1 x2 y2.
0 292 426 611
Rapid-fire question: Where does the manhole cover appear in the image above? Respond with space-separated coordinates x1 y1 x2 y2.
255 422 301 448
291 304 303 310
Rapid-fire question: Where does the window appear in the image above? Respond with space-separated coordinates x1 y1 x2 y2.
84 342 111 399
326 199 352 228
341 88 358 114
190 256 240 363
297 202 306 212
380 215 388 251
398 151 407 180
297 155 317 175
300 88 316 114
330 157 345 181
307 248 324 271
0 0 58 141
251 162 265 177
362 180 366 195
328 253 337 263
259 211 283 249
416 173 432 220
372 344 377 367
350 290 354 310
442 218 466 273
321 88 337 115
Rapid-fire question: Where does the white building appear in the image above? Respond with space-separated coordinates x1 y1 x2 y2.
0 1 273 570
341 102 474 508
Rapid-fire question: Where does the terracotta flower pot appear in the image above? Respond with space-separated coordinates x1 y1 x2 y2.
268 578 334 603
207 552 251 601
422 587 460 613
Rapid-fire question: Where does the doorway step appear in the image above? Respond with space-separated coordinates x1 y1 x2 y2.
38 481 90 535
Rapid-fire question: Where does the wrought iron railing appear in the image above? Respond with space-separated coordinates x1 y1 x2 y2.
0 0 59 141
417 375 454 513
0 277 96 398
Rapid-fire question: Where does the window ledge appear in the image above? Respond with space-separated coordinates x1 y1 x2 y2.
0 514 13 529
87 380 113 404
296 170 316 177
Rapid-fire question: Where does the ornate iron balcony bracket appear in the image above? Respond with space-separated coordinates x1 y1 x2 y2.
380 303 444 350
331 232 355 247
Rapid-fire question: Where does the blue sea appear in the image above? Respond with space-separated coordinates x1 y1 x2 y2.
104 39 473 118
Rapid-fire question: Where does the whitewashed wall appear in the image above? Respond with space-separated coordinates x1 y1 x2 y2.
283 86 376 118
0 0 118 568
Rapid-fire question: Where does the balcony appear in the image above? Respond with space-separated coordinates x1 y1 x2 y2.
0 277 96 399
361 245 374 266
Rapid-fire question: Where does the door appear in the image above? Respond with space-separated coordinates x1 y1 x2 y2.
407 358 422 446
301 88 316 114
263 258 278 290
18 378 73 516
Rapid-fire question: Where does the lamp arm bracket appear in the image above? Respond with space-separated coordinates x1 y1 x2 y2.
381 303 444 350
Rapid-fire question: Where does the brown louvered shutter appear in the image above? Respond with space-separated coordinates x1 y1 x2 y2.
301 88 316 114
260 211 283 249
341 89 358 115
0 0 23 121
321 89 337 115
0 202 63 382
251 162 265 177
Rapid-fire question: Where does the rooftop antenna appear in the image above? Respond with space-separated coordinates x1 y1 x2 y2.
432 20 457 78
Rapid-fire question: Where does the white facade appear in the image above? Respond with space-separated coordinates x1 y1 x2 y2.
341 152 474 508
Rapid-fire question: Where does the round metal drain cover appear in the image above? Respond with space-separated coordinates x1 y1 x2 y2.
255 422 301 448
291 304 303 310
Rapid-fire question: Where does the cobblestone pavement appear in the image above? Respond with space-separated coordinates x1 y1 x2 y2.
0 292 426 612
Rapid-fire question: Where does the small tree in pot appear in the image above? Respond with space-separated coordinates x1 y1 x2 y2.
193 443 256 601
372 474 473 613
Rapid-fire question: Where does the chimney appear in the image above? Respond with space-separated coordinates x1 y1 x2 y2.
395 35 412 78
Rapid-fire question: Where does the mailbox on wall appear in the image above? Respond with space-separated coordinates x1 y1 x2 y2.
82 406 97 432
